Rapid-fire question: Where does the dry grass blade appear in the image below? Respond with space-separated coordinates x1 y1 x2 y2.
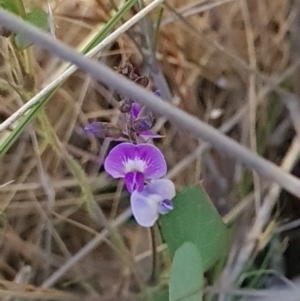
0 7 299 199
0 279 78 300
1 0 300 300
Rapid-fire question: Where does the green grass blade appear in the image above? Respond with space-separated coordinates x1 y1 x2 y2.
81 0 138 53
0 0 138 155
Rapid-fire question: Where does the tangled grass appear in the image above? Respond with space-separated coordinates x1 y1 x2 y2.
0 0 300 300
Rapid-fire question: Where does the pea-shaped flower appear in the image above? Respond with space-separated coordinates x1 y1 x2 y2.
130 179 175 227
104 143 167 193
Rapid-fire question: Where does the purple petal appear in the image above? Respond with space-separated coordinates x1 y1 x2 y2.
131 103 141 119
84 122 123 139
84 122 105 138
153 90 161 97
104 143 137 178
130 190 159 227
130 179 176 227
133 118 153 133
104 143 166 180
135 144 167 179
158 199 174 214
142 179 176 200
124 171 144 193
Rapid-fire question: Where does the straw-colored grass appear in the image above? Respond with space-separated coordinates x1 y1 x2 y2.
1 0 300 300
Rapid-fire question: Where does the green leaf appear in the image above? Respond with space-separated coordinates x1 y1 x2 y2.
159 186 230 271
14 6 49 49
26 7 48 30
0 0 25 17
169 242 203 301
146 287 169 301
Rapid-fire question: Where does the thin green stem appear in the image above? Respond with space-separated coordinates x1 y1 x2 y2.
149 225 159 285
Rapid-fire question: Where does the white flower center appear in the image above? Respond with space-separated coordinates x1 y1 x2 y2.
124 157 146 173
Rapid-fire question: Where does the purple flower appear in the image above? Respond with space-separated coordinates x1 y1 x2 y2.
104 143 167 193
128 102 162 141
130 179 175 227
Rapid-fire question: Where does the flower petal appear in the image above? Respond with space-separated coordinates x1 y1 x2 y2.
143 179 176 200
134 118 153 133
104 143 137 178
104 143 166 180
130 179 176 227
153 90 161 97
85 122 123 139
130 190 159 227
130 103 141 119
158 199 174 214
135 144 167 179
124 171 144 193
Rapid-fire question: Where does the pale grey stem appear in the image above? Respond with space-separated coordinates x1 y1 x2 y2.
0 9 300 198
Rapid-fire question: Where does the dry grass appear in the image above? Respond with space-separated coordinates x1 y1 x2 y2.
0 0 300 300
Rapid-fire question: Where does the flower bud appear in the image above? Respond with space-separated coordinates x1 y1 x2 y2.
84 122 106 138
119 99 133 113
84 122 123 139
137 105 153 125
133 118 153 133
